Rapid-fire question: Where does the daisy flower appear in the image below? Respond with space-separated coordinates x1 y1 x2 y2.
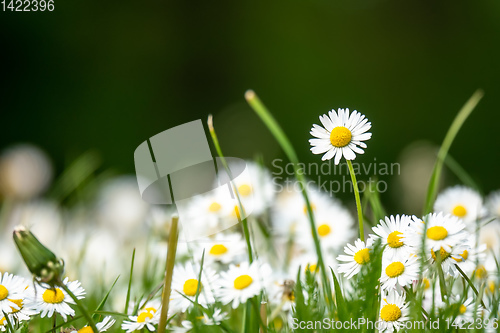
170 263 219 313
309 108 371 164
407 212 467 253
486 190 500 220
372 215 419 260
32 278 85 321
171 309 228 332
70 316 116 333
453 296 482 322
378 291 410 333
217 260 272 309
296 202 355 254
380 254 419 291
0 273 30 314
268 276 296 312
195 232 246 265
121 301 161 333
337 239 372 279
8 286 39 323
429 243 470 277
434 186 485 225
231 161 276 215
452 241 487 275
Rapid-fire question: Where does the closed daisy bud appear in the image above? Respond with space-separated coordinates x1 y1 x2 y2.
12 226 64 285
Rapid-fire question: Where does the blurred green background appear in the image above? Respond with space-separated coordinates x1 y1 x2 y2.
1 0 500 209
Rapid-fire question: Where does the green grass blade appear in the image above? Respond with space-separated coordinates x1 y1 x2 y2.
92 275 120 321
245 90 333 311
208 115 254 264
124 248 136 313
423 89 483 214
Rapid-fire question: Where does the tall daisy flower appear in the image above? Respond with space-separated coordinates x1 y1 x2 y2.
309 108 371 164
434 186 485 226
378 291 410 333
217 261 272 309
0 273 28 314
407 213 467 253
380 255 419 291
32 278 85 321
70 316 116 333
170 264 219 313
372 215 419 260
337 239 372 279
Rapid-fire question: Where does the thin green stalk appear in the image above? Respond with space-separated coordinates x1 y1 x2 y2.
435 252 448 302
58 280 98 333
455 264 486 308
347 160 364 241
158 216 179 333
124 249 136 313
245 90 333 310
208 115 254 263
423 89 483 214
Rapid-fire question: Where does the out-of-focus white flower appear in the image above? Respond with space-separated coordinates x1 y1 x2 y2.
434 186 485 226
194 232 247 265
96 176 149 236
0 144 52 199
486 190 500 220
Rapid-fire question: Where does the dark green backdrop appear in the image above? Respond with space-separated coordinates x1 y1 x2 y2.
1 0 499 206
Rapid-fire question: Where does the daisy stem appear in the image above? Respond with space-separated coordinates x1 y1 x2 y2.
455 264 486 308
58 280 99 333
245 90 334 311
346 160 364 241
208 115 254 263
158 215 179 333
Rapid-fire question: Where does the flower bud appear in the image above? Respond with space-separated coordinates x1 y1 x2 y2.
13 226 64 285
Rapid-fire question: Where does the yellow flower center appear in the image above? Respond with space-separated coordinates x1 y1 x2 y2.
317 224 331 237
208 202 222 212
452 205 467 217
144 307 157 313
385 262 405 278
9 299 23 313
475 265 487 279
0 317 5 326
380 304 402 322
0 285 8 301
387 231 404 248
234 274 253 290
427 226 448 240
306 264 318 273
488 281 496 294
329 126 352 148
303 203 316 215
453 250 469 262
78 327 93 333
458 304 467 314
238 184 252 196
431 247 451 261
353 248 370 265
183 279 201 297
423 278 430 290
42 288 65 304
209 244 228 256
137 311 153 323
